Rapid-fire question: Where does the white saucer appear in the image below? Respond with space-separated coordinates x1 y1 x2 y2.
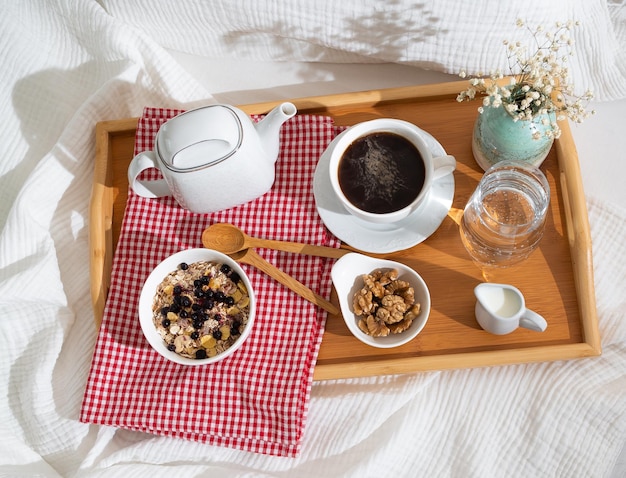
313 126 455 254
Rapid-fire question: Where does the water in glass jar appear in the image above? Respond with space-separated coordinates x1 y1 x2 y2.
460 161 550 268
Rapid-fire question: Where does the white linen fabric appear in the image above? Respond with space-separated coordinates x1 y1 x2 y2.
1 1 625 477
99 0 626 101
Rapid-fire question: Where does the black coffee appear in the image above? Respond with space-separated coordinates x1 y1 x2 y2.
338 132 425 214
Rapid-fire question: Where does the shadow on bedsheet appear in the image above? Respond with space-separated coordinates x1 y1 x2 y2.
8 61 203 437
7 60 131 229
221 0 448 79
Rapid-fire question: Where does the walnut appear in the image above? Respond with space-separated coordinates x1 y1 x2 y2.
364 315 390 337
363 269 398 298
351 268 422 337
404 303 421 321
372 268 398 284
353 287 374 315
388 317 413 334
362 274 385 298
376 295 407 323
357 318 370 335
385 279 415 305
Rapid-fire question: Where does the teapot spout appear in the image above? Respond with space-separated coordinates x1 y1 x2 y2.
255 102 297 163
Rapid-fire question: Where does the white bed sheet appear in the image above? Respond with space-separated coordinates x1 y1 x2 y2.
1 1 625 477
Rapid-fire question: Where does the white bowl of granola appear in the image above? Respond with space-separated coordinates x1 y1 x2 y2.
139 248 255 365
331 252 430 348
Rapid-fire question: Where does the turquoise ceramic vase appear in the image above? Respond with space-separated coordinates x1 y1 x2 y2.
472 104 555 171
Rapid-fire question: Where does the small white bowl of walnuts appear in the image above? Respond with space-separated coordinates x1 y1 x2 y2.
139 248 255 365
331 252 430 348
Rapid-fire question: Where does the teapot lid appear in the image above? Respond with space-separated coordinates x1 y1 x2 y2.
156 105 243 172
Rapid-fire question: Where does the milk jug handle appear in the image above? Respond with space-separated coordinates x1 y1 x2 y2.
431 154 456 181
128 151 171 198
519 308 548 332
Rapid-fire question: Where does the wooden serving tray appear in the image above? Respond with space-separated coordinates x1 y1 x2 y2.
90 80 600 380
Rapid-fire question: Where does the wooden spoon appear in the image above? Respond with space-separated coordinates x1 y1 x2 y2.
229 248 340 316
202 223 349 259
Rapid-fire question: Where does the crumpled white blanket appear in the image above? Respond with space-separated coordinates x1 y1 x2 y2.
1 1 624 477
100 0 626 101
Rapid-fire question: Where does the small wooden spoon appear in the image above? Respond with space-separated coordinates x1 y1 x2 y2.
202 223 349 259
229 248 340 316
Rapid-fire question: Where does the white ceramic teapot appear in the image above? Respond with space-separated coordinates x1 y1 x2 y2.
128 102 297 213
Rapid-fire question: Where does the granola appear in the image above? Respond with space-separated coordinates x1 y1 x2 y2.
152 260 250 360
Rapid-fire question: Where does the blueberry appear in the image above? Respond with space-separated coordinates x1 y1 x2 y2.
225 296 235 306
229 272 241 284
173 285 182 295
179 309 189 318
161 318 171 328
179 262 189 270
167 343 176 351
201 276 210 285
181 296 192 307
190 331 199 340
195 349 207 359
220 264 231 274
212 329 222 340
203 300 215 310
193 316 205 329
194 279 202 288
160 306 170 316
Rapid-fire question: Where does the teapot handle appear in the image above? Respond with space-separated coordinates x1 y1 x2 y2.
127 151 171 198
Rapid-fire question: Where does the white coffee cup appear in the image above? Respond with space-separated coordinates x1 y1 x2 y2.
328 118 456 224
474 283 547 335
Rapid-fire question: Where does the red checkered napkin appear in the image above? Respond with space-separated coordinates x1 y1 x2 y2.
80 107 340 457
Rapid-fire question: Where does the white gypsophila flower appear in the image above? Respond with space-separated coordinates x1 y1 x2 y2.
456 19 595 140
